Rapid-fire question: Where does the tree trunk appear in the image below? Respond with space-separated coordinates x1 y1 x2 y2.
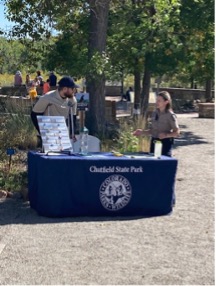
120 67 124 98
205 79 212 102
140 54 151 117
86 0 110 136
134 59 141 110
190 77 194 89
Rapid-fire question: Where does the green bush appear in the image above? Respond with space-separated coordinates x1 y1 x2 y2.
0 104 36 194
0 104 37 161
114 127 139 153
0 165 27 192
101 117 150 153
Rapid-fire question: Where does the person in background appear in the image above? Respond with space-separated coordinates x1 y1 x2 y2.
25 74 31 86
49 71 57 87
14 71 23 86
25 74 33 95
43 79 50 94
133 91 180 157
35 70 43 86
31 76 79 141
125 86 133 102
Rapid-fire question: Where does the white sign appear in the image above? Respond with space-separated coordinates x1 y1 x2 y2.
37 116 72 153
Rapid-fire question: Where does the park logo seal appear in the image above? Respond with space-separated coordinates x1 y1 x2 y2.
99 174 132 211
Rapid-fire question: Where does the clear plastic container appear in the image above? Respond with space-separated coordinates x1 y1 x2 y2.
154 140 162 158
80 126 88 154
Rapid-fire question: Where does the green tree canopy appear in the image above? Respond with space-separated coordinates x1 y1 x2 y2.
1 0 214 125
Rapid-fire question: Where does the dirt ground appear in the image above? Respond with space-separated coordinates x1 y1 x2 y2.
0 112 214 285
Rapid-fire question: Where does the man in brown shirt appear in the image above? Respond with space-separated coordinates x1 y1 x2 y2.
31 76 79 137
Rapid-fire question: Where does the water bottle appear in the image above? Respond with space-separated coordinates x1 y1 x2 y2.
80 126 89 154
154 140 162 158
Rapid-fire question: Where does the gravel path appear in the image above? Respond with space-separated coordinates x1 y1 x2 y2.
0 113 214 285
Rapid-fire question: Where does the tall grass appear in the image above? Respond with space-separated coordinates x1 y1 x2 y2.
101 116 150 153
0 73 14 86
0 103 37 194
0 103 37 160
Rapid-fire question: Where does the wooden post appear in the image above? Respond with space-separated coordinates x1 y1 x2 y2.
79 110 85 131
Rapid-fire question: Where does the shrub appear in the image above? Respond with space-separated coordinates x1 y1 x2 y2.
101 117 150 153
0 104 36 194
0 104 37 161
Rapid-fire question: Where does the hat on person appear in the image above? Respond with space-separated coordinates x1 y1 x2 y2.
58 76 80 88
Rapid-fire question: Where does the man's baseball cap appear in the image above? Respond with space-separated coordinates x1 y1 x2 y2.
58 76 80 88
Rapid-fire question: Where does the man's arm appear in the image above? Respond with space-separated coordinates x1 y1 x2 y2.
31 96 50 133
31 111 43 133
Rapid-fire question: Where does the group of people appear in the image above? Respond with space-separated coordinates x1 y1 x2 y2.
14 70 180 155
14 70 57 94
31 76 180 157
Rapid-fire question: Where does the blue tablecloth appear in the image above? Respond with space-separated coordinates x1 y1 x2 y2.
28 151 178 217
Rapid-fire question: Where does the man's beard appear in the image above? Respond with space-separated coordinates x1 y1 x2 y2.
63 92 73 98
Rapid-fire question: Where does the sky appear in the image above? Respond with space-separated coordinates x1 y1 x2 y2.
0 3 15 31
0 3 57 35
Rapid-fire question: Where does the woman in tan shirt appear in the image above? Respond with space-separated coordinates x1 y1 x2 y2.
133 91 180 156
